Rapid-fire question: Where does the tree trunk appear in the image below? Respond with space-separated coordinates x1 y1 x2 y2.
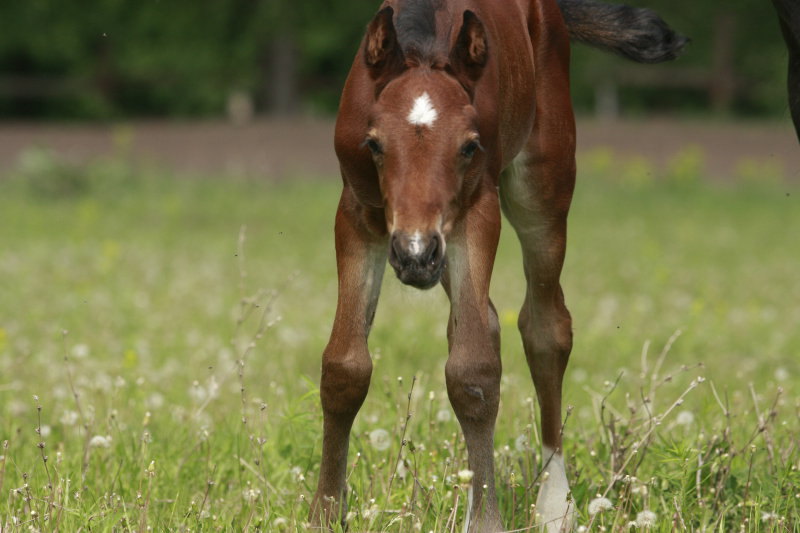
265 32 299 115
710 12 737 113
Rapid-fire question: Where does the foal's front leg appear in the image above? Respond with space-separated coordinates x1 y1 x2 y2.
310 191 386 528
442 187 503 533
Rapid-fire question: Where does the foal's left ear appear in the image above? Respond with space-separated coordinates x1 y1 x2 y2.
449 10 488 83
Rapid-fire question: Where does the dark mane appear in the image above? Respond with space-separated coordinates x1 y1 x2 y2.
395 0 442 63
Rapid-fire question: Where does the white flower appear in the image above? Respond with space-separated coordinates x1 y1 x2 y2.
636 510 657 528
436 409 452 422
588 497 614 515
369 429 391 451
514 434 529 452
89 435 112 448
243 487 261 503
676 410 695 426
39 425 51 438
290 466 304 482
761 511 780 522
457 469 474 484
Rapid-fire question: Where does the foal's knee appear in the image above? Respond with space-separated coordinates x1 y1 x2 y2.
445 349 501 423
320 348 372 417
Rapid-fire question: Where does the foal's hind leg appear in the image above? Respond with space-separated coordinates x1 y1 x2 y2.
500 141 576 532
441 185 503 533
310 189 386 528
500 101 577 533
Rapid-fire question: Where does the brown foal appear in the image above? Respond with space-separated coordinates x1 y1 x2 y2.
310 0 685 531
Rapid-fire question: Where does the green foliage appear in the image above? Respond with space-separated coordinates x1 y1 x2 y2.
0 0 792 118
0 155 798 530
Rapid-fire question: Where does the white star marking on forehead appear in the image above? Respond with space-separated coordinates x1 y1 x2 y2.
407 92 438 127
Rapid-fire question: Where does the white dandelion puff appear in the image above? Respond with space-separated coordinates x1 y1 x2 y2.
71 344 90 359
146 392 164 409
189 381 207 403
676 410 695 426
588 497 614 515
396 459 408 479
636 510 657 528
436 409 452 422
243 487 261 503
89 435 112 448
457 469 474 484
369 429 391 451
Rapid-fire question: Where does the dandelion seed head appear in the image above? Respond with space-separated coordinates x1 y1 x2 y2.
189 381 207 403
396 459 408 479
588 497 614 515
436 409 452 423
71 344 90 359
774 367 789 382
146 392 164 409
636 510 657 528
457 469 474 484
243 487 261 503
369 428 391 451
89 435 112 448
676 410 695 426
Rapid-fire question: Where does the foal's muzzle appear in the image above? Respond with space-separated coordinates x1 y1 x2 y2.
388 231 446 290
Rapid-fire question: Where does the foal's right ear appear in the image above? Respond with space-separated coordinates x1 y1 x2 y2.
364 7 406 79
449 10 488 84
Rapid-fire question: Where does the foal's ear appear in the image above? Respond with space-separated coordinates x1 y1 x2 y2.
364 7 406 79
449 10 488 83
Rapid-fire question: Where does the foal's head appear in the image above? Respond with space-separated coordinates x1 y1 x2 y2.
362 6 489 289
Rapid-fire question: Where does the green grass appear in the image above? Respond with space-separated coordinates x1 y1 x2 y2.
0 149 798 531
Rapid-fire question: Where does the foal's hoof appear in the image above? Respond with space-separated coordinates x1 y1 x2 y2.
537 498 575 532
308 494 345 532
536 449 575 532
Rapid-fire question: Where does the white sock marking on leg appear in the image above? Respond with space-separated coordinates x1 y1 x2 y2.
537 445 574 532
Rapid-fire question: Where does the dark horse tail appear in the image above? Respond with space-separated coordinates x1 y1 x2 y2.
557 0 688 63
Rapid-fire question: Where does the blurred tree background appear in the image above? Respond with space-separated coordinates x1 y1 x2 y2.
0 0 789 120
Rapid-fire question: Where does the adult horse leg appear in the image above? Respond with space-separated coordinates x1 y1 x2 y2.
441 185 503 533
310 188 386 528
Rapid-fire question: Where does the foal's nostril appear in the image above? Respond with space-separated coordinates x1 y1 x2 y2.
422 233 440 265
390 234 404 265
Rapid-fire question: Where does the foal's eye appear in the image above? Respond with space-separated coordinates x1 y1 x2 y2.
364 138 383 155
461 140 481 159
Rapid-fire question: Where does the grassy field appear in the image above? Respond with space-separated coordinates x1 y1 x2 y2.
0 148 798 531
